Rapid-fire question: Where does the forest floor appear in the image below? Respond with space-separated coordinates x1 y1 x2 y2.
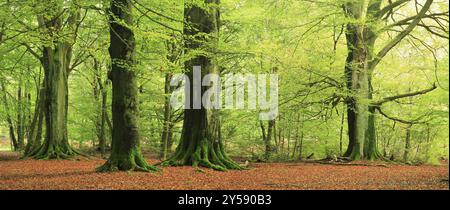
0 152 448 190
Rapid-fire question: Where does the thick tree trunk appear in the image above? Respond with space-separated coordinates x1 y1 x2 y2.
343 1 383 160
97 0 157 172
364 91 382 160
347 23 370 160
28 1 81 159
343 23 357 157
29 44 78 159
163 0 241 171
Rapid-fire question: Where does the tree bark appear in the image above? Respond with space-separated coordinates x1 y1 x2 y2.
343 0 433 161
27 1 81 159
163 0 241 171
97 0 157 172
343 0 380 160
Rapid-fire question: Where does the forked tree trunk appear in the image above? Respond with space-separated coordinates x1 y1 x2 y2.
97 0 157 172
28 44 78 159
163 0 241 171
343 0 433 161
343 0 381 160
347 23 370 160
27 1 81 159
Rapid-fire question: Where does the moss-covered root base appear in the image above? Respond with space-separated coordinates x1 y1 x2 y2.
346 149 388 162
161 141 244 171
96 153 159 173
25 143 84 160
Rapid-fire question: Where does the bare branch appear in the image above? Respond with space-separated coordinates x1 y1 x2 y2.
20 43 41 61
373 83 437 106
376 0 410 18
376 107 430 124
369 0 433 70
129 0 181 32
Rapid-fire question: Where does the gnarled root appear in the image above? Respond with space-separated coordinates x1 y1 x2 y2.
161 139 243 171
97 151 159 172
25 142 85 160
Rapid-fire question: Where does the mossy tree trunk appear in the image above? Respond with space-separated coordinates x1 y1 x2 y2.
342 0 374 160
29 44 77 159
343 0 433 160
97 0 157 172
163 0 241 171
28 2 81 159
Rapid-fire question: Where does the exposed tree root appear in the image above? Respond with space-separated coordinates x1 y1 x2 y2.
161 139 244 171
97 151 159 173
24 142 86 160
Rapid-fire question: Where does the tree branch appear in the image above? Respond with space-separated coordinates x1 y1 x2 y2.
381 12 448 32
375 0 410 18
376 107 429 124
369 0 433 71
20 43 41 61
373 83 437 106
129 0 181 32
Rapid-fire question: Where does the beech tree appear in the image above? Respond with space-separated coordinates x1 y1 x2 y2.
162 0 242 171
23 0 83 159
342 0 444 160
97 0 158 172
